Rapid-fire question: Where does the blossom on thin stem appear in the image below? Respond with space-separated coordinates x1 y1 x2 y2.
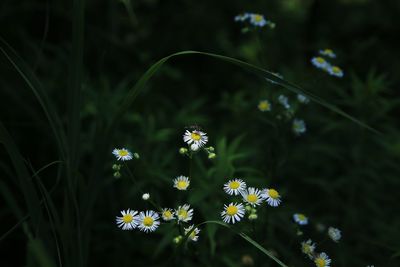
116 209 138 230
112 148 133 161
221 202 245 224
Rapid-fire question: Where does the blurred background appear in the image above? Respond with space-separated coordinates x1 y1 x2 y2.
1 0 400 266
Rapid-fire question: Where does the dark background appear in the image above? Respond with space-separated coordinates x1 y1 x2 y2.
1 0 400 266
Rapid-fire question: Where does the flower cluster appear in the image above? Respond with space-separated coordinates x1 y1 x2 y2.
311 48 344 78
221 179 282 224
111 148 139 178
234 12 275 30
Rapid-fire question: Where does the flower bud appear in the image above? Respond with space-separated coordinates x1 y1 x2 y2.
113 171 121 178
173 235 183 244
208 153 216 159
112 164 121 171
133 152 140 159
179 147 188 154
248 214 258 220
142 193 150 200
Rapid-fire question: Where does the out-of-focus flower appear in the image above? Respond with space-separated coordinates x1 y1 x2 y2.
319 49 336 58
311 57 330 70
301 239 316 259
278 95 290 109
328 66 344 78
258 100 272 112
184 225 200 242
328 227 342 242
314 252 331 267
292 119 306 135
293 213 309 225
297 94 310 104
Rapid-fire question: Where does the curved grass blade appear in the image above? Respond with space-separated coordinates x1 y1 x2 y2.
183 220 288 267
110 51 380 135
0 36 67 159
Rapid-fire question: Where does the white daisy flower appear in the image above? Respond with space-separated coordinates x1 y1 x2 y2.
314 252 331 267
223 179 247 195
241 187 263 207
328 65 344 78
137 210 160 233
175 204 194 223
112 148 133 161
184 225 200 242
262 188 282 207
258 100 271 112
221 202 245 224
142 193 150 200
297 94 310 104
293 213 309 225
116 209 138 230
183 130 208 151
328 227 341 242
301 239 316 259
278 95 290 109
249 14 267 27
160 208 174 221
173 175 190 191
319 49 336 58
292 119 306 135
311 57 330 70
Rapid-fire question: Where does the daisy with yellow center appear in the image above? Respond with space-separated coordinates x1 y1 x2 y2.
173 175 190 191
328 66 344 77
262 188 282 207
221 202 245 224
223 179 246 195
184 225 201 242
160 208 174 221
175 204 193 223
116 209 138 230
241 187 263 207
293 213 309 225
183 129 208 151
301 239 316 259
137 210 160 233
314 252 331 267
319 49 336 58
112 148 133 161
258 100 271 112
250 14 267 27
311 57 330 70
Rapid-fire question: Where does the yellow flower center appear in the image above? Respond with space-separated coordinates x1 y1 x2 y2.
247 194 258 203
268 189 279 199
163 210 172 219
302 244 311 254
118 150 129 157
229 181 240 189
226 205 238 216
122 214 133 223
332 66 341 73
315 258 326 267
325 49 333 54
191 132 201 141
298 214 306 221
316 57 325 64
178 209 188 219
254 14 263 22
177 180 188 189
143 216 154 227
258 101 270 111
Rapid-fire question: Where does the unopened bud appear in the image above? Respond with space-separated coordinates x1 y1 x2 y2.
179 147 188 154
173 235 183 244
113 172 121 178
133 152 140 159
208 153 216 159
248 214 258 220
142 193 150 200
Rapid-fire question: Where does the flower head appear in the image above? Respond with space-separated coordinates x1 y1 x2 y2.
184 225 200 242
175 204 194 223
183 129 208 151
224 179 247 196
112 148 133 161
142 193 150 200
173 176 190 191
328 66 344 78
221 202 245 224
314 252 331 267
319 49 336 58
262 188 282 207
311 57 330 70
250 14 267 27
292 119 306 135
328 227 341 242
278 95 290 109
241 187 264 207
137 210 160 233
301 239 316 259
116 209 138 230
258 100 272 112
161 208 174 221
297 94 310 104
293 213 309 225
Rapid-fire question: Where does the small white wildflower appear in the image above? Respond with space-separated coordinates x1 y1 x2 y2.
221 202 245 224
301 239 316 259
183 129 208 151
173 175 190 191
311 57 330 70
292 119 306 135
175 204 194 223
314 252 331 267
160 208 174 221
184 225 200 242
261 188 282 207
241 187 264 207
112 148 133 161
293 213 308 225
278 95 290 109
249 14 267 27
258 100 272 112
116 209 139 230
328 227 341 242
297 94 310 104
328 65 344 78
137 210 160 233
319 49 336 58
223 179 247 196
